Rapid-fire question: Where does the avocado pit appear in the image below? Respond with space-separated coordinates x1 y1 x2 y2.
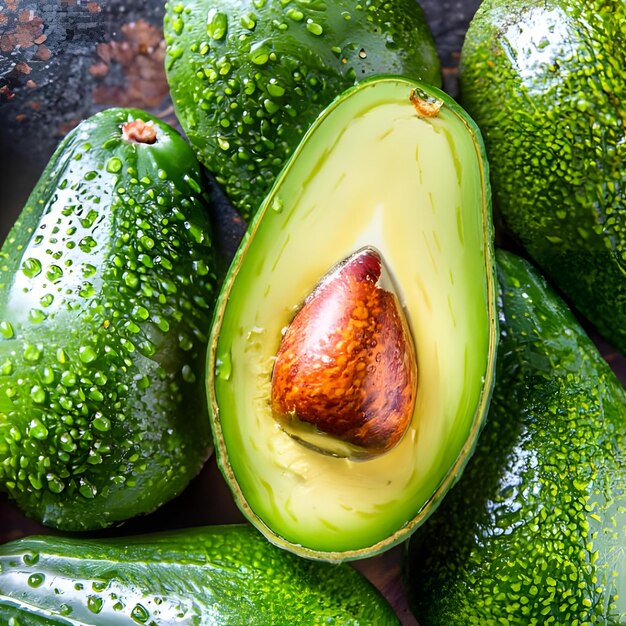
270 246 418 459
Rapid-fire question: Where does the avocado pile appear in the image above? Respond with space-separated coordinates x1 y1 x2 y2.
0 0 625 623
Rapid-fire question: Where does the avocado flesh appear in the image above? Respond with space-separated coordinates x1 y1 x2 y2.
459 0 626 352
209 76 497 560
405 250 626 625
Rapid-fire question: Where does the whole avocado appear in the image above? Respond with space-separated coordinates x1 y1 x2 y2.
459 0 626 351
0 108 218 531
405 250 626 625
0 525 400 625
164 0 441 220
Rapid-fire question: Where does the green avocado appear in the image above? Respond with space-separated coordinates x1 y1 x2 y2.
405 250 626 625
207 76 497 561
0 108 218 531
164 0 441 220
0 525 400 625
459 0 626 351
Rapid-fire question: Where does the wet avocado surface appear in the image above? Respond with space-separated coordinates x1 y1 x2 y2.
0 108 218 530
406 250 626 625
164 0 442 221
459 0 626 351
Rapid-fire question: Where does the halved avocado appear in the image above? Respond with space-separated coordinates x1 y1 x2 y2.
207 76 497 561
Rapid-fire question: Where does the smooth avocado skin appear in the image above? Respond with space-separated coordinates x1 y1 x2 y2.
0 525 400 625
208 76 497 561
164 0 441 221
459 0 626 351
0 108 218 531
405 250 626 625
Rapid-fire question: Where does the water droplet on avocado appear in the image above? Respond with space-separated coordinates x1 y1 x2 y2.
78 479 97 499
240 11 257 29
27 573 45 588
170 16 184 35
22 552 39 566
187 222 206 244
79 345 98 364
182 364 196 383
267 81 286 98
24 343 43 362
87 596 104 614
30 386 46 404
46 265 63 282
0 321 14 339
22 257 43 278
79 282 96 298
40 293 54 307
106 157 122 173
92 414 111 432
207 9 228 40
183 174 202 193
270 196 284 213
47 473 65 494
28 308 47 324
61 370 76 387
286 7 304 20
131 603 150 623
250 42 271 65
306 20 323 35
216 351 232 381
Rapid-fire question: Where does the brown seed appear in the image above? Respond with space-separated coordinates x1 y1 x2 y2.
271 247 417 457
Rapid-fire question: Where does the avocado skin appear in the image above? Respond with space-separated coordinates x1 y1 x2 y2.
459 0 626 351
0 108 218 531
164 0 441 221
404 250 626 625
0 524 400 625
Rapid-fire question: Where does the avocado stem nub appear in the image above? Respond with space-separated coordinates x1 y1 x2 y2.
409 89 442 118
122 119 158 144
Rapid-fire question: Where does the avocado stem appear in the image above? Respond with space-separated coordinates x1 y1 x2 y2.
122 119 157 144
409 89 442 118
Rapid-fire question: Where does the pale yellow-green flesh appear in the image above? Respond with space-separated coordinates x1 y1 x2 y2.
213 80 492 554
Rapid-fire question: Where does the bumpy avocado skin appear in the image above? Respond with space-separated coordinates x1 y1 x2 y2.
405 250 626 625
0 525 400 625
459 1 626 351
164 0 441 220
0 108 218 531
